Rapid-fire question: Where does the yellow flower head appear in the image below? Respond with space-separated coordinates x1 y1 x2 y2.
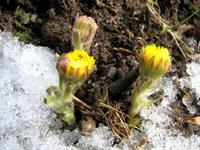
57 50 95 81
138 44 171 79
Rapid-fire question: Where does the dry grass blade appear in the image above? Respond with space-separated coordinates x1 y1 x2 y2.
113 47 134 54
187 116 200 125
72 95 92 110
99 102 130 138
73 96 130 138
146 1 197 60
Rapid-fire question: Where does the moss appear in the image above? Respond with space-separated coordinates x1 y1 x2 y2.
14 30 33 42
15 9 31 25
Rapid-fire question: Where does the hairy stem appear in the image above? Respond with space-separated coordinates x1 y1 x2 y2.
128 76 159 127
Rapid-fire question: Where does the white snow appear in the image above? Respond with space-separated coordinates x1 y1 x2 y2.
186 62 200 99
140 66 200 149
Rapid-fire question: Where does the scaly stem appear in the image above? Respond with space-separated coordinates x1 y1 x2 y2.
72 30 82 50
128 76 160 127
45 74 83 127
57 93 75 127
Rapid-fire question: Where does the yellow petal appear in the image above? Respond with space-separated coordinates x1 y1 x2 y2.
57 50 95 81
138 44 171 79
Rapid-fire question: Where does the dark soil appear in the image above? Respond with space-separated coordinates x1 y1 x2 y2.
0 0 200 138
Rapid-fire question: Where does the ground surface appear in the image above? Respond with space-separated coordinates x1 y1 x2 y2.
0 0 200 143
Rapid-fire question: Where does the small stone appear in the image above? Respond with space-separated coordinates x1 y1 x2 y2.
107 67 117 79
79 116 96 136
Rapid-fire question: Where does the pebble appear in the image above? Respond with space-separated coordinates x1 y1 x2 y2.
107 67 117 79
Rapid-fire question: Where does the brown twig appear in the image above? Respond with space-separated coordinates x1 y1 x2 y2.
72 95 92 110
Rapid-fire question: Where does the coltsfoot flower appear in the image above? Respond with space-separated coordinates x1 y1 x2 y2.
138 44 171 79
45 50 95 128
57 49 95 82
128 44 171 128
45 15 97 129
72 15 98 52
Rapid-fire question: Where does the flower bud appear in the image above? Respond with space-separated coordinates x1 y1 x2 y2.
72 15 98 53
57 50 95 82
138 44 171 79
